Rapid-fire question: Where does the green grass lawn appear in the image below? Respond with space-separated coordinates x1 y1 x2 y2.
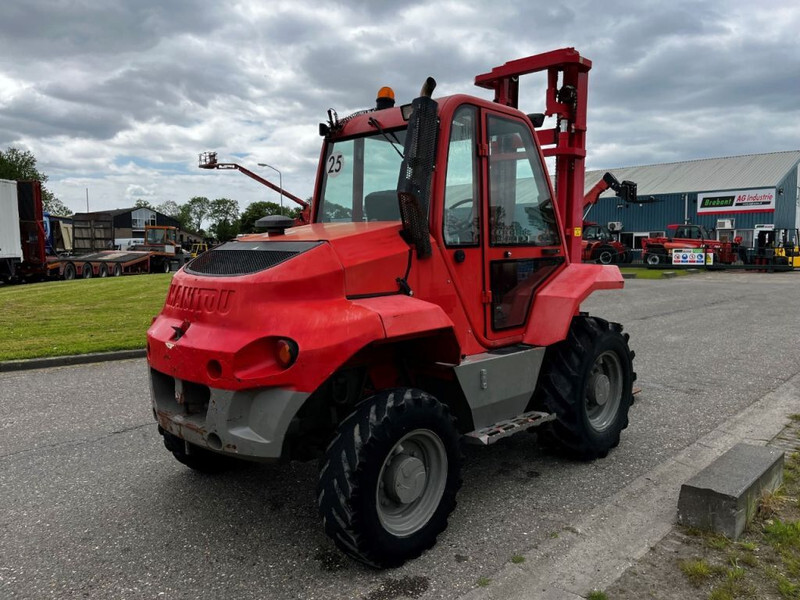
0 274 173 361
620 266 691 279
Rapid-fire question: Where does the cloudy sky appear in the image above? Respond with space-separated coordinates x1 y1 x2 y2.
2 0 799 215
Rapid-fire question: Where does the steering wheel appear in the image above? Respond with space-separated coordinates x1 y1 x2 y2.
446 198 476 239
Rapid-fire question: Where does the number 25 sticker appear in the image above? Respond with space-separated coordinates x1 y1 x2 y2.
327 152 344 177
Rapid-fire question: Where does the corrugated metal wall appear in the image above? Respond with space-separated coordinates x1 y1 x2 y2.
587 170 798 237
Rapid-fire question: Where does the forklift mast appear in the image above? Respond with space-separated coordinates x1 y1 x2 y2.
475 48 591 262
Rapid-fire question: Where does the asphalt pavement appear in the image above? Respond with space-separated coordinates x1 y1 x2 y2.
1 271 799 600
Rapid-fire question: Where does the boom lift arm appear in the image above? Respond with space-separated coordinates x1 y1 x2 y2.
583 172 638 220
198 152 310 223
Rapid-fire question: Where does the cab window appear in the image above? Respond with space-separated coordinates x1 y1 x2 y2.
487 115 558 246
443 106 479 246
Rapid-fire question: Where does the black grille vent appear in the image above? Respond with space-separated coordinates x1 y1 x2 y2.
185 241 322 276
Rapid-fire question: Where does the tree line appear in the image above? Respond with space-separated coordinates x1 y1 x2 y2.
134 197 300 241
1 146 300 242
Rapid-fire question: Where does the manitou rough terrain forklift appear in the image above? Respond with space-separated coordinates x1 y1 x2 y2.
147 47 636 568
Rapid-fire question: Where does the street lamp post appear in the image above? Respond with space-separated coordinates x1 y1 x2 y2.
257 162 283 215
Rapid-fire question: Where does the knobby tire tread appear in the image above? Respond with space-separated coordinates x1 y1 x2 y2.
317 388 462 568
535 316 636 460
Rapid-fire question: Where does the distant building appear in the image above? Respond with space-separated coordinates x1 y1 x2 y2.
71 206 204 248
584 150 800 251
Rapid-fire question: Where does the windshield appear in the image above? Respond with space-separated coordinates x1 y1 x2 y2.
146 228 175 244
584 225 611 241
317 128 407 223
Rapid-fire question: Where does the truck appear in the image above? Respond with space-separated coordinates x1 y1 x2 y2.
147 48 636 568
581 172 637 264
2 179 185 282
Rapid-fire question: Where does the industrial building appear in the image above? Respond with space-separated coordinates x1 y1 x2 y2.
584 150 800 253
72 206 203 249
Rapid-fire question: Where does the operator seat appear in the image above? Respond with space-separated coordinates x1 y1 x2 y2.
364 190 401 221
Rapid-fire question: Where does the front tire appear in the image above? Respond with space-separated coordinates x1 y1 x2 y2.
534 316 635 460
317 388 462 568
594 245 616 265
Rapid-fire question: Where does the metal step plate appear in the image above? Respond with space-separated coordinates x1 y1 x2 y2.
464 410 556 445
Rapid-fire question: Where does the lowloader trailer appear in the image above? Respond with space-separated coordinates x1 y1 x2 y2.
2 180 184 283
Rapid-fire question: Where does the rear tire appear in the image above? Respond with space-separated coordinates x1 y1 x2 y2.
646 252 666 265
317 388 462 568
534 316 635 460
161 429 235 474
113 263 122 277
82 263 93 278
63 263 76 280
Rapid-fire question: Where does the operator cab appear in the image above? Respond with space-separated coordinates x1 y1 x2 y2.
583 224 613 242
670 224 710 240
314 88 565 342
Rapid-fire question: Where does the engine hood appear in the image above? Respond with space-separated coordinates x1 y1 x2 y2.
231 222 413 297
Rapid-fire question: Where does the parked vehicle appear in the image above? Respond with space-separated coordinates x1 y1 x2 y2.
641 224 737 265
147 48 636 567
1 180 184 282
581 172 637 264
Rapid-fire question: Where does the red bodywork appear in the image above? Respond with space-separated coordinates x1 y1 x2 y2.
642 224 736 264
148 48 622 409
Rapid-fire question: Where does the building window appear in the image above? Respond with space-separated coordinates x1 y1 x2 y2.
131 208 156 230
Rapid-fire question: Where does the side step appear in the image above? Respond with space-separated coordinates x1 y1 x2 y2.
464 410 555 445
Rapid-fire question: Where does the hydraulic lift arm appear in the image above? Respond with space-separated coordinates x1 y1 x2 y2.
198 152 310 223
583 172 637 220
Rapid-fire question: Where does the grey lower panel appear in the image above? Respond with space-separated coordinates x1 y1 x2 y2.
453 346 545 430
150 374 309 460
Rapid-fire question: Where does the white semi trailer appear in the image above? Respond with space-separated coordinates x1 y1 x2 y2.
0 179 22 284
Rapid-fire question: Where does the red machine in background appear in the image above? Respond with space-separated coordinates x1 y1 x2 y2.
147 48 636 567
642 224 735 265
581 172 637 264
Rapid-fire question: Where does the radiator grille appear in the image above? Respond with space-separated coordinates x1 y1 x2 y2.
185 241 322 276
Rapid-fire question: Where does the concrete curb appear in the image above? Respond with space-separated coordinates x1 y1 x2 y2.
459 373 800 600
0 349 146 373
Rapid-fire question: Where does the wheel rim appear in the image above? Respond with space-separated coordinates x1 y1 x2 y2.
646 254 659 265
376 429 448 537
585 350 624 432
599 251 613 264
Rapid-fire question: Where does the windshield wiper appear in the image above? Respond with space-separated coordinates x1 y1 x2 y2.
368 117 404 159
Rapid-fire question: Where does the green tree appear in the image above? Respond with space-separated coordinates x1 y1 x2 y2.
239 201 283 233
0 146 70 216
185 196 211 232
134 198 154 209
209 197 240 241
157 200 193 232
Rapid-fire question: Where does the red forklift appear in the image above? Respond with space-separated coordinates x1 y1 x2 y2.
147 48 636 567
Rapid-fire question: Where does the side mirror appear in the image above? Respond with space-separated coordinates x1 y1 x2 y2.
396 77 438 259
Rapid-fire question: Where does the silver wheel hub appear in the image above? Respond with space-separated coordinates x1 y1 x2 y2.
384 455 427 504
376 429 448 537
588 373 611 406
585 350 624 432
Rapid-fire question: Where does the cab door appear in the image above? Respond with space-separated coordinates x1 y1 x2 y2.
481 113 564 342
